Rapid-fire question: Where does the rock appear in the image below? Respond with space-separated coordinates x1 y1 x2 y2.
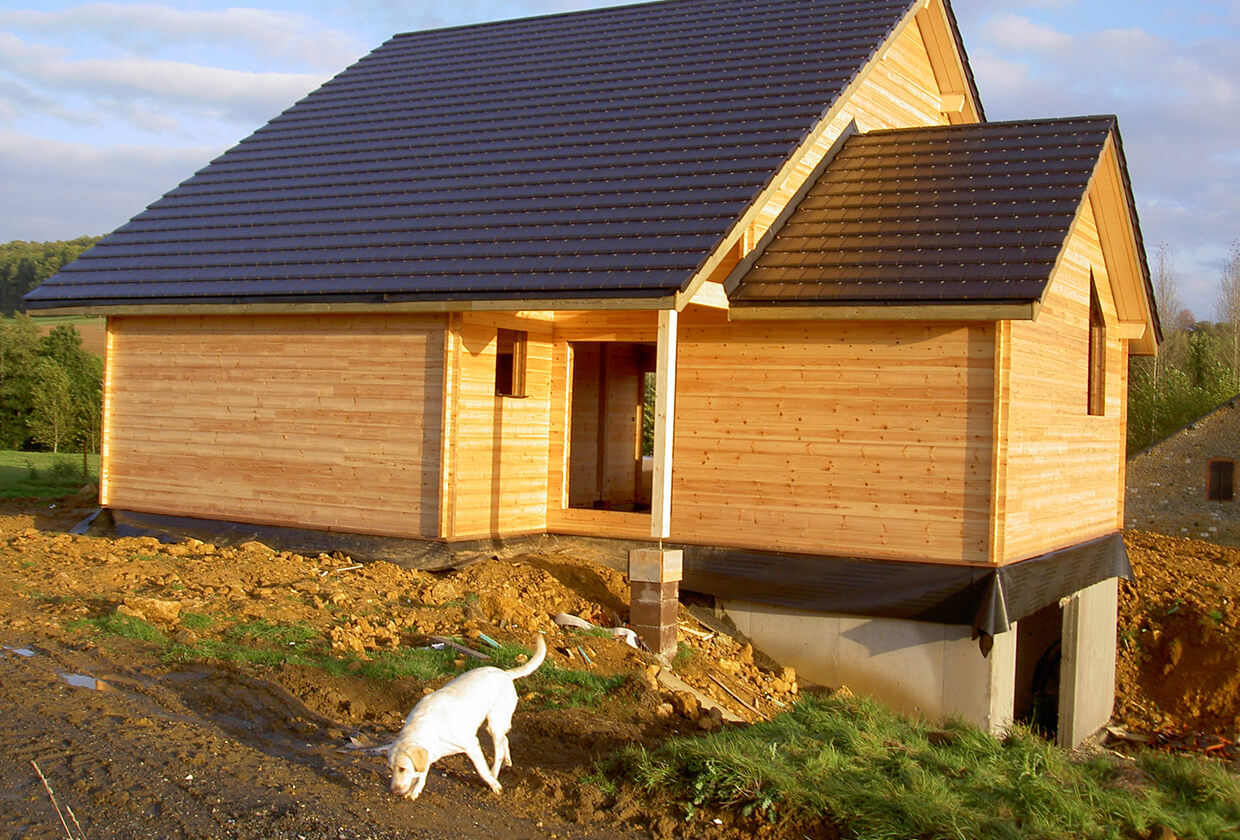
120 597 182 624
668 690 700 720
696 706 724 731
239 540 274 555
642 664 661 690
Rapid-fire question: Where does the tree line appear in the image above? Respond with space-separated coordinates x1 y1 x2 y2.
1 237 101 316
0 315 102 458
1127 243 1240 454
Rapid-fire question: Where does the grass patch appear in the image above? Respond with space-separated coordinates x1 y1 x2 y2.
0 450 99 498
67 616 625 713
178 612 213 631
529 663 631 709
69 613 167 644
616 692 1240 838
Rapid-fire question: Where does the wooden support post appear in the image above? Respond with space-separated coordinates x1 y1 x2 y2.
629 548 682 659
99 317 115 507
651 309 677 539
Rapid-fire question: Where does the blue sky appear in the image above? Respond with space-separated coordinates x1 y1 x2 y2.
1 0 1238 320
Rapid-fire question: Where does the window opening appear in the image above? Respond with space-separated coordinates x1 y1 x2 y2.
1208 459 1235 502
1087 279 1106 416
495 329 527 397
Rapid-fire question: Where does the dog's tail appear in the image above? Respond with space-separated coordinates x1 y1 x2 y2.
506 634 546 680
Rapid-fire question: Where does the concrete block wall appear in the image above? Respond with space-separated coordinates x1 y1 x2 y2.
719 599 1017 734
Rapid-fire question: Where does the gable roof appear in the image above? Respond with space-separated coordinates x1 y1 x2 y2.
26 0 934 312
725 115 1161 344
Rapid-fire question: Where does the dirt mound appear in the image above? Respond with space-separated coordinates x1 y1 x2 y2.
0 499 803 840
1116 531 1240 739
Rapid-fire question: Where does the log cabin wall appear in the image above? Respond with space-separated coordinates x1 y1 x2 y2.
103 313 445 538
670 308 995 564
443 312 554 540
997 196 1128 562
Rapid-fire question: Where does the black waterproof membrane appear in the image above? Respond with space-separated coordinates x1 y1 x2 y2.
679 532 1131 640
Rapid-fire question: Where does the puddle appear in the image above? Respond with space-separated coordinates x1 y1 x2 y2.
2 646 37 658
61 672 109 691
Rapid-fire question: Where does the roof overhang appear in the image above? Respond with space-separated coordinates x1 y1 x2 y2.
24 294 678 319
727 301 1038 322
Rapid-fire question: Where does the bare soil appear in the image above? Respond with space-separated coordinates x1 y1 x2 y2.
0 498 1236 839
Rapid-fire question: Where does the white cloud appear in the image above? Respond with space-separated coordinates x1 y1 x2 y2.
0 129 223 242
0 4 363 70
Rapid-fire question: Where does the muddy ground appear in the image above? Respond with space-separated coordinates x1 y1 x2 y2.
0 497 1236 840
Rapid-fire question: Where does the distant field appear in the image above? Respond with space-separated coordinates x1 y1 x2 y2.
11 314 106 357
0 450 99 499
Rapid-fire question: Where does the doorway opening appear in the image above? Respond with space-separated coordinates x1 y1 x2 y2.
1014 603 1064 739
567 342 657 512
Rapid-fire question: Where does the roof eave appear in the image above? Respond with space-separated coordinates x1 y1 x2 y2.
727 300 1038 322
22 290 678 318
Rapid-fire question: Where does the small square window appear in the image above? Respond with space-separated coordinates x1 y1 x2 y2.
495 329 527 397
1208 459 1235 502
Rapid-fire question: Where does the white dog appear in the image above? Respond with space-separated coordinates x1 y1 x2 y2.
388 635 546 800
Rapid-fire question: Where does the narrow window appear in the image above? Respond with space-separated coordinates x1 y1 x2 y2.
1208 460 1235 502
1087 281 1106 416
495 329 527 397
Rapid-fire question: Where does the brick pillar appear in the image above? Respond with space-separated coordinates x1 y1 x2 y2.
629 549 682 659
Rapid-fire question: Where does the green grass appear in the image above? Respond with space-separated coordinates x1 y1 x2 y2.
617 692 1240 839
0 450 99 498
71 614 619 712
68 613 168 644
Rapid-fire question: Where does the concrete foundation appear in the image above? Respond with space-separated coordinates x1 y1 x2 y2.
720 599 1017 733
1058 577 1119 748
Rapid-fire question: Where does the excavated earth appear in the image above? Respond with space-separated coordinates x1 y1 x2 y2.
0 497 1236 839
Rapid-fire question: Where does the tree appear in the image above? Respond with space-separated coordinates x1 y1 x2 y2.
1128 245 1189 451
0 314 42 449
0 237 101 315
1217 241 1240 392
29 358 75 454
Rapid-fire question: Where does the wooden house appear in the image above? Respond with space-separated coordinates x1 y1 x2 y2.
27 0 1159 745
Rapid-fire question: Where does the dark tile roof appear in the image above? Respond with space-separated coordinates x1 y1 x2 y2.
728 116 1119 307
27 0 921 310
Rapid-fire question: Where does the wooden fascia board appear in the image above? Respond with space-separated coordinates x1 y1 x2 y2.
914 0 984 124
672 1 928 312
720 121 858 299
727 301 1036 322
1089 134 1159 356
28 296 678 319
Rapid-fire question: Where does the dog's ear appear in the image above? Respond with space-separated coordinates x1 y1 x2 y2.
410 745 430 773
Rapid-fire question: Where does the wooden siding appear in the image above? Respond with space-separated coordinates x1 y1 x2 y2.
104 313 445 538
998 195 1128 561
445 313 553 539
670 310 995 563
